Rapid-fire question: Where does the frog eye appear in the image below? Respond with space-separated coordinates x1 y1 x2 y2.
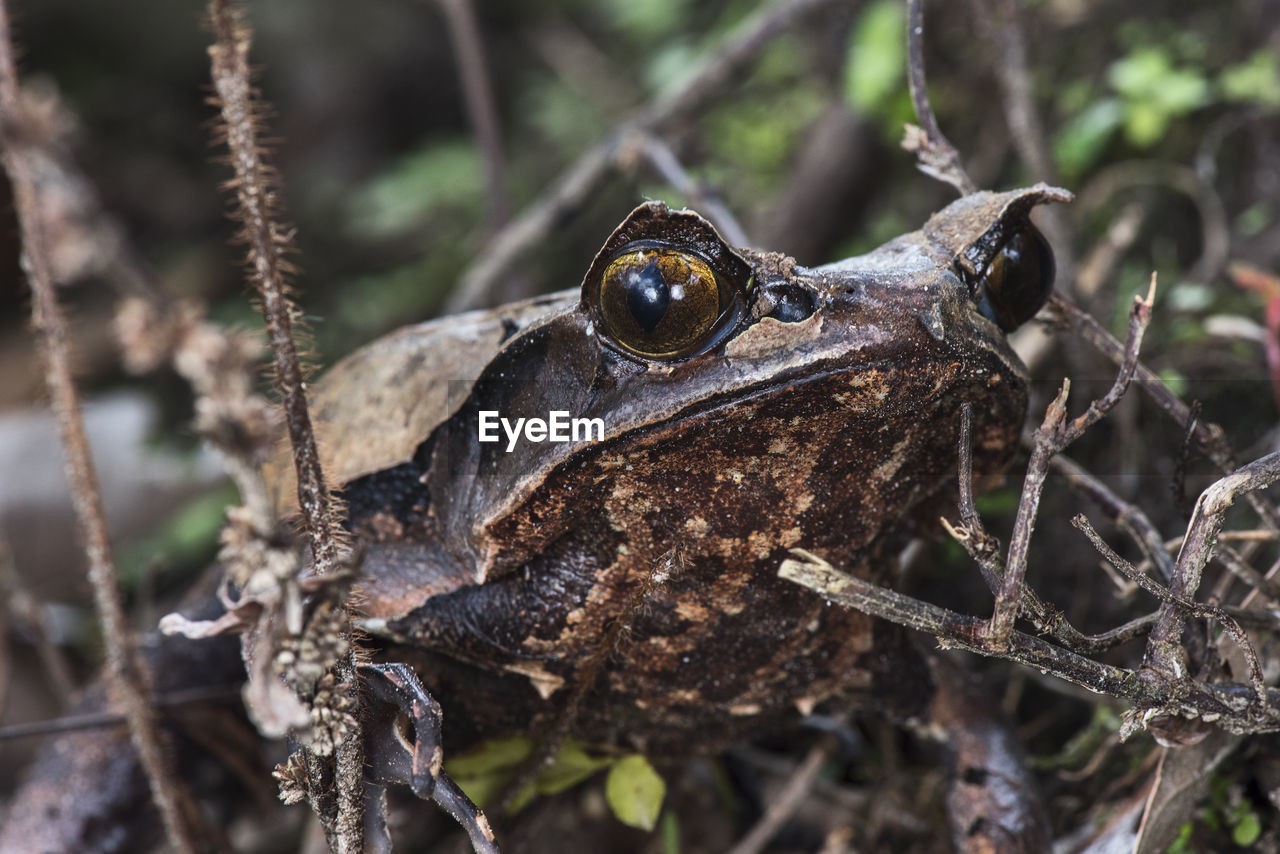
973 223 1055 332
596 246 743 359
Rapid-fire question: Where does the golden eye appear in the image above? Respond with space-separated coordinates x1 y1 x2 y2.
974 223 1055 332
596 247 739 359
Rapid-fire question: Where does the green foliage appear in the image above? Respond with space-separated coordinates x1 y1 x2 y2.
1157 368 1188 398
447 738 666 830
702 37 825 199
605 755 667 831
447 736 535 808
843 0 906 118
660 810 682 854
1108 47 1211 147
447 736 611 812
1220 49 1280 108
345 139 483 239
1235 201 1274 238
523 73 609 152
1053 98 1124 180
599 0 688 43
117 482 239 588
1230 805 1262 847
1031 705 1120 772
1054 41 1278 178
1167 821 1194 854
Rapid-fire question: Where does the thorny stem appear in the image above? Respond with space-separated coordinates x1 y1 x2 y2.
207 2 363 850
904 0 977 195
0 4 201 852
207 0 341 581
985 282 1154 648
444 0 836 312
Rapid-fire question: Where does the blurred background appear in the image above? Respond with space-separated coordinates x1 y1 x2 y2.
0 0 1278 850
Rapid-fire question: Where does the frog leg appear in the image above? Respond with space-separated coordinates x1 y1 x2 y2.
360 662 500 854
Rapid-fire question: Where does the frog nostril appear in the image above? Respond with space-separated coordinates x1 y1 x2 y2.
765 284 816 322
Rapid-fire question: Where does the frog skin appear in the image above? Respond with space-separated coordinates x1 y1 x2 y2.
0 185 1070 854
272 183 1071 754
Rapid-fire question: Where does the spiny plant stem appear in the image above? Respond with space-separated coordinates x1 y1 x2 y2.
0 3 200 852
206 2 363 850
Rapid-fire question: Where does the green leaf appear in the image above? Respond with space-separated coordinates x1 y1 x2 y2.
606 755 666 831
447 736 534 777
1108 47 1175 99
1166 820 1194 854
601 0 687 43
1157 368 1188 398
1123 100 1168 148
1231 808 1261 847
660 810 681 854
447 736 533 806
1220 50 1280 109
1053 97 1123 177
117 483 238 587
534 740 612 796
346 139 482 239
447 737 613 812
1106 46 1209 147
843 0 906 115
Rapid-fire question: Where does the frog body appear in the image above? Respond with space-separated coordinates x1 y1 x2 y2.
280 185 1069 753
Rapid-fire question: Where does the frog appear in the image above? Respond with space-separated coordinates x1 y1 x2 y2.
271 183 1070 757
0 183 1070 854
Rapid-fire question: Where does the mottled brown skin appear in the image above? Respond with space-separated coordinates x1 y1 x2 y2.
1 187 1071 854
310 185 1070 754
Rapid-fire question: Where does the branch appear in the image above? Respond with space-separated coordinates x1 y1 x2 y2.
779 551 1280 732
985 281 1154 648
635 133 751 248
903 0 977 195
1148 452 1280 680
1048 293 1280 534
0 4 201 852
443 0 837 312
206 2 363 849
435 0 508 232
1072 514 1267 709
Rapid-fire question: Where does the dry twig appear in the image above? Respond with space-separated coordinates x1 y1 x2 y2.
206 1 363 848
1048 293 1280 533
903 0 977 195
443 0 836 312
633 134 751 249
435 0 508 232
725 739 834 854
0 4 201 852
986 280 1155 648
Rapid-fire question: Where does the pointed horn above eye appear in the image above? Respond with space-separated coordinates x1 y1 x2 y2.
924 184 1073 280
